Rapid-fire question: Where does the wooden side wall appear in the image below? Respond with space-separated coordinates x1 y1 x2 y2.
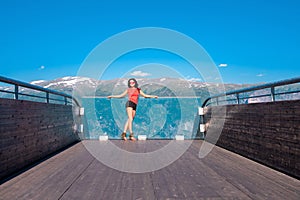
0 98 80 181
204 100 300 178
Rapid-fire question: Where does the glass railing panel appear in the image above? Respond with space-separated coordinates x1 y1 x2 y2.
82 97 201 139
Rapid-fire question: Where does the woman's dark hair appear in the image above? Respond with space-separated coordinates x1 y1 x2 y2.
127 78 138 88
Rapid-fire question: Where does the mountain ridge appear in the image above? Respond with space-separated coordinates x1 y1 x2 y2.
28 76 252 98
1 76 298 103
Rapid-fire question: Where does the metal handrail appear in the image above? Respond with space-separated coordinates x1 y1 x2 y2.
202 76 300 107
0 75 80 107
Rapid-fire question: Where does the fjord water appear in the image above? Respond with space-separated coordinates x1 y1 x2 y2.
82 97 202 139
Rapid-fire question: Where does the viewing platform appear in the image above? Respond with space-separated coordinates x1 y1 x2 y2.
0 75 299 199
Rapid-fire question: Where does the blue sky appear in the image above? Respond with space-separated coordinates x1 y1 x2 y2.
0 0 299 84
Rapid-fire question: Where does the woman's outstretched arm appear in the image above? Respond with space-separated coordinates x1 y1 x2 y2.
107 90 127 99
140 90 158 98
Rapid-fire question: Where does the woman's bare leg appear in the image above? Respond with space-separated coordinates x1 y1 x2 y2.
122 109 131 141
121 121 128 140
123 119 129 133
126 107 133 133
125 107 136 140
130 110 136 140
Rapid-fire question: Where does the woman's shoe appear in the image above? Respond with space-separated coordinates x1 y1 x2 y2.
129 133 136 141
121 132 127 141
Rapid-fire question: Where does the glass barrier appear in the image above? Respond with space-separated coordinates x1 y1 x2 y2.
82 97 202 139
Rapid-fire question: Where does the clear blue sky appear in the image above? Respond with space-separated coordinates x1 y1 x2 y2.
0 0 299 84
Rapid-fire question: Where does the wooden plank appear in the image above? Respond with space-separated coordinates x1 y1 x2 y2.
189 141 300 199
1 140 299 200
149 141 251 199
0 143 94 200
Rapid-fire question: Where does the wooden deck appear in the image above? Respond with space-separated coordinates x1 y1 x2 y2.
1 140 299 200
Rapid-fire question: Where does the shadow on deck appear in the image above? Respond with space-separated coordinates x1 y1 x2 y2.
0 140 299 200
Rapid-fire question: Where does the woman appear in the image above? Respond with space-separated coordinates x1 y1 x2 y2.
107 78 158 141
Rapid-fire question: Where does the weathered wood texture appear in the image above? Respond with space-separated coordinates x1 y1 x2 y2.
0 141 299 200
204 100 300 179
0 98 80 181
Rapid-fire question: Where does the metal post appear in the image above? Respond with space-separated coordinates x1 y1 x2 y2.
236 93 240 104
271 87 275 102
46 92 49 103
198 107 205 139
14 85 19 100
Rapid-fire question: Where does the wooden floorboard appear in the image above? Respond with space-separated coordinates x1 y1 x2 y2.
0 140 299 200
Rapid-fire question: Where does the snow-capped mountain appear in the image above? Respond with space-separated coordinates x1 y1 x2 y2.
30 76 98 93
